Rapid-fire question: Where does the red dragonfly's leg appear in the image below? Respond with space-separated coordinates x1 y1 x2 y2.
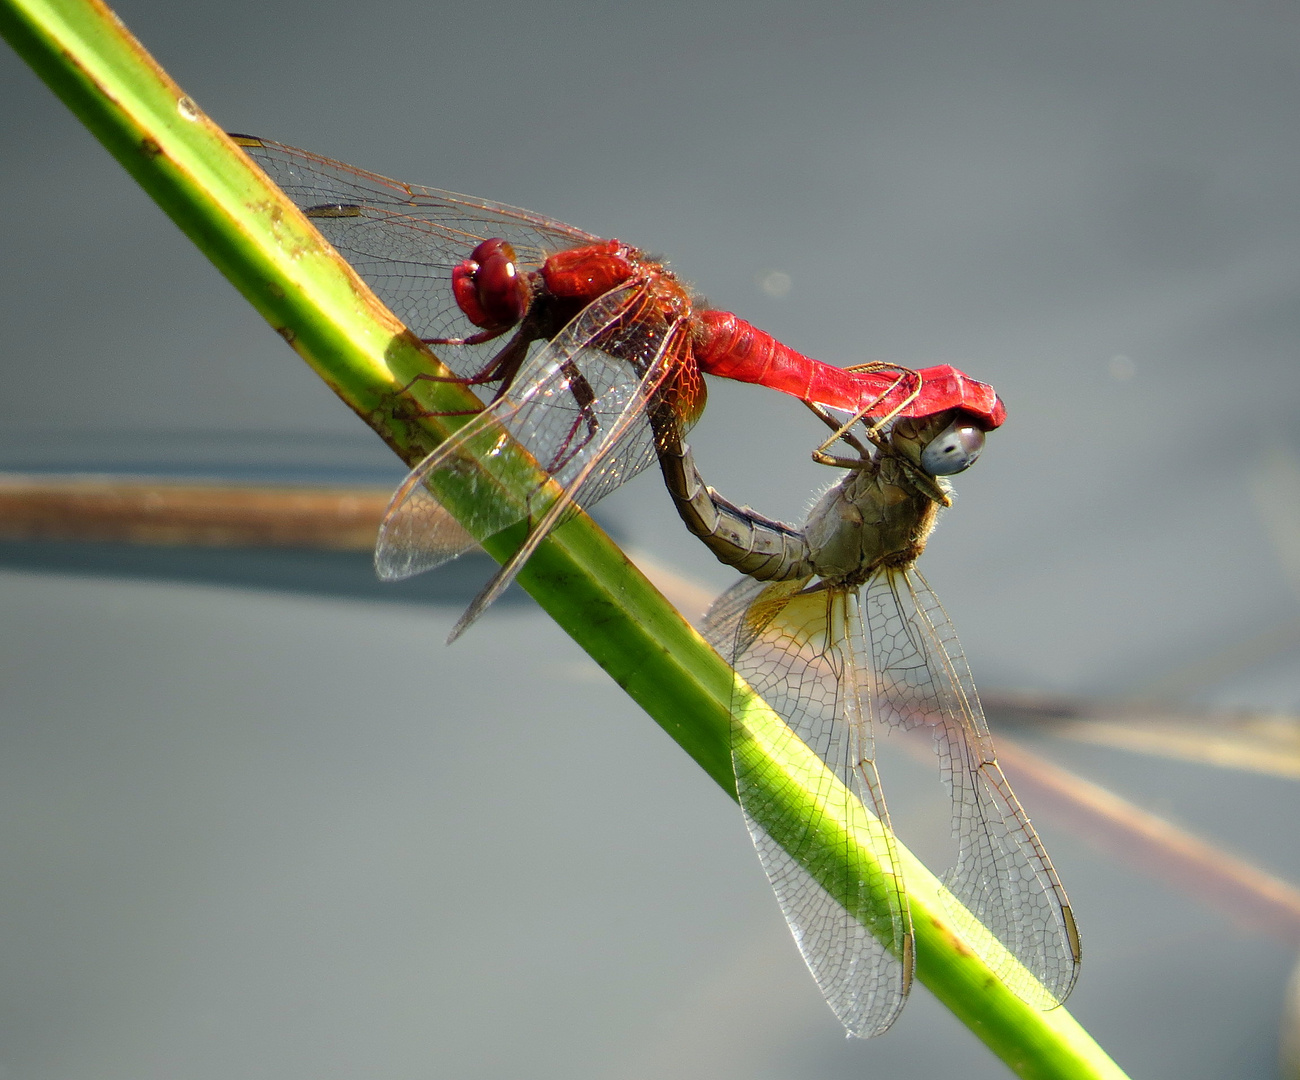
421 329 509 347
400 403 485 419
397 367 494 419
401 337 601 472
500 358 601 547
541 359 601 474
400 327 534 417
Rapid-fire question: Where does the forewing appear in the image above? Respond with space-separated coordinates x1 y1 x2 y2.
372 415 519 581
704 577 913 1038
236 136 600 370
864 568 1081 1008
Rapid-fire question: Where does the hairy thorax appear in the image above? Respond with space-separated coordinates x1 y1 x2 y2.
802 453 941 584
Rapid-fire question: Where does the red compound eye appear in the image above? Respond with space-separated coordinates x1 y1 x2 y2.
449 238 531 330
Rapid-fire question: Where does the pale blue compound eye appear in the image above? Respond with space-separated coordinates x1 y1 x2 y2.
920 421 985 476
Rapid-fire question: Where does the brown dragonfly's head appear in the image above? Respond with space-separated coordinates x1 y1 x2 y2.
804 407 996 580
885 409 990 507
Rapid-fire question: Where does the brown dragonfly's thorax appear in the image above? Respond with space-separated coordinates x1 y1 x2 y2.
803 455 940 584
803 412 962 585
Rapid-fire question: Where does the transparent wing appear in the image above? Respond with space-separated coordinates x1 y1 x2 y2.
865 567 1081 1008
376 280 689 629
236 136 600 372
444 305 693 640
703 576 913 1038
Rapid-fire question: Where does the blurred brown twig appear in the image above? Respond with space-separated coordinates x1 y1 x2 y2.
0 472 390 549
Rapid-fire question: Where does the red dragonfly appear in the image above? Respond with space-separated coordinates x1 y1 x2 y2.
235 136 1005 638
660 403 1080 1036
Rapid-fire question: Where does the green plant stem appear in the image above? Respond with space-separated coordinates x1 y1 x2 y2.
2 2 1130 1076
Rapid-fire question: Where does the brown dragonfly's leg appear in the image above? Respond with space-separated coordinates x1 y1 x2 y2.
804 401 876 470
805 399 949 504
805 367 921 470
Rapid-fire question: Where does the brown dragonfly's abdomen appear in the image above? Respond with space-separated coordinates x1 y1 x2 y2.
653 415 811 582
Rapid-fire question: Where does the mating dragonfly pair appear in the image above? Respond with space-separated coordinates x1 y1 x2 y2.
236 135 1080 1037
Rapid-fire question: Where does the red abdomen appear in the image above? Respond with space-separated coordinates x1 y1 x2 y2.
694 310 1004 429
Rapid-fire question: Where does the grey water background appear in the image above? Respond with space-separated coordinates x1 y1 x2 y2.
3 1 1300 1076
